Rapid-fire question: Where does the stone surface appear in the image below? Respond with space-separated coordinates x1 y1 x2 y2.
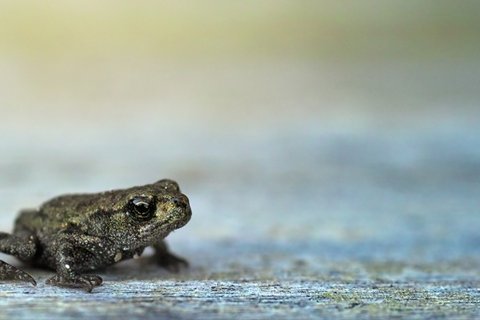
1 125 479 319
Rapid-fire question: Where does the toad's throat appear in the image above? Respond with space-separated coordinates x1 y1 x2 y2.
137 216 189 243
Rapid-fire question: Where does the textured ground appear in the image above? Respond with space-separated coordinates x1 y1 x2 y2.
1 124 480 319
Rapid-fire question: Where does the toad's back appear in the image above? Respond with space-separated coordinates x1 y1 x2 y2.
14 193 110 234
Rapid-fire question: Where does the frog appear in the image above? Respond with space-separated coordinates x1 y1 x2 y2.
0 179 192 292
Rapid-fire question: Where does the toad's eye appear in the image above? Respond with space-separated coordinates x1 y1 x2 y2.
128 196 156 221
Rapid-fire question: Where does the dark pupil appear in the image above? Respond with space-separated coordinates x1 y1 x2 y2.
132 198 151 216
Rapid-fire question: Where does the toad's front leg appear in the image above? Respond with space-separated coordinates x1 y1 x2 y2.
153 240 189 273
45 233 109 292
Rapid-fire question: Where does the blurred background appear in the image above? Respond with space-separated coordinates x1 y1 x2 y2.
1 0 480 261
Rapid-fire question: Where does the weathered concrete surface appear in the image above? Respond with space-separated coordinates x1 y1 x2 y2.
1 126 479 319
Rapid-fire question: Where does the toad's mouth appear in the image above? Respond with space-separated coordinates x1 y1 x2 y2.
138 207 192 241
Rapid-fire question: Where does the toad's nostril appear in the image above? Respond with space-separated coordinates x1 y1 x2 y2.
172 195 188 208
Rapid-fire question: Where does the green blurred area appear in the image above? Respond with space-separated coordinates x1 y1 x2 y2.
0 0 479 60
0 1 479 131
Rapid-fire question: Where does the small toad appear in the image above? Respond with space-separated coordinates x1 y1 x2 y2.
0 179 192 292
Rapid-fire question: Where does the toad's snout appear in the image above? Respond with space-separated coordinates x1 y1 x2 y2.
172 194 190 210
170 194 192 224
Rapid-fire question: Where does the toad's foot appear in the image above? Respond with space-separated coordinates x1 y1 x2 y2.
46 274 103 293
0 260 37 286
157 252 189 273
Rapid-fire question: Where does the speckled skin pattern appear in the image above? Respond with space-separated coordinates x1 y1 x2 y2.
0 179 192 292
